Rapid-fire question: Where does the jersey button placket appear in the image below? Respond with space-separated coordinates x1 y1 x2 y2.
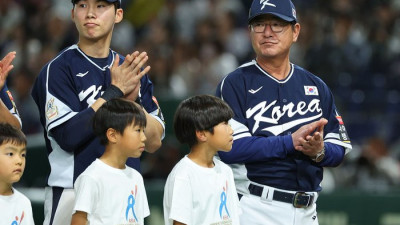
278 83 285 106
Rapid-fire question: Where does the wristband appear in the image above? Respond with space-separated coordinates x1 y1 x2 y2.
101 85 124 101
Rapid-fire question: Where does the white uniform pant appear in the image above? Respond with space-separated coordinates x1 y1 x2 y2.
43 187 75 225
239 188 319 225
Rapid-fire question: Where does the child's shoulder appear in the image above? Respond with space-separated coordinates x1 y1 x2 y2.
11 188 32 204
125 166 144 180
167 156 192 177
213 157 234 173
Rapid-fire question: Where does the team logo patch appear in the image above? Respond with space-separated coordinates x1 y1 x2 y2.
249 86 263 94
152 96 159 106
6 90 18 112
6 90 14 101
336 114 350 142
336 115 344 125
152 96 165 122
46 98 58 121
304 86 318 96
260 0 276 9
76 71 89 77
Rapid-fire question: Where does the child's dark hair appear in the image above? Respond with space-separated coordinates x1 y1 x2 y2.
173 95 234 148
0 123 27 146
71 0 121 9
93 98 146 145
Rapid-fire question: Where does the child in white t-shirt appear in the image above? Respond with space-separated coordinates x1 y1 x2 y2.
164 95 241 225
71 98 149 225
0 123 35 225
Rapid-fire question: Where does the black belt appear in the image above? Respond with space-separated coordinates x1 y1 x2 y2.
248 183 314 208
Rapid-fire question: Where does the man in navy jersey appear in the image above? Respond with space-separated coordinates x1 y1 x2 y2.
31 0 165 224
0 51 21 129
216 0 352 224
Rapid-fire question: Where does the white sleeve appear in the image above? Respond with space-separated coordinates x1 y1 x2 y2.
73 175 99 215
139 178 150 219
228 168 242 218
165 174 192 224
22 194 35 225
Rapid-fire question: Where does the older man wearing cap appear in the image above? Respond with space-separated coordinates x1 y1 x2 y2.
215 0 352 224
31 0 165 224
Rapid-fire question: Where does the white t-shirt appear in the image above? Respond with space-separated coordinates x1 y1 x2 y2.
0 188 35 225
73 159 150 225
163 156 241 225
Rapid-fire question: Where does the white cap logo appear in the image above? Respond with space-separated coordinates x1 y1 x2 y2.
260 0 276 10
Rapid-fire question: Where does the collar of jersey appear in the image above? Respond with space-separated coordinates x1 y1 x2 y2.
253 59 294 84
74 44 115 71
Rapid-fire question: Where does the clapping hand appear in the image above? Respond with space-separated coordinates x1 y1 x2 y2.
292 118 327 157
110 51 150 101
0 51 16 90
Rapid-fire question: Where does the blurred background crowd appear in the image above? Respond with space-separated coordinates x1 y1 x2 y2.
1 0 400 193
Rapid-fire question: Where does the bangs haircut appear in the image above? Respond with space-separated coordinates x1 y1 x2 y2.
0 123 27 146
71 0 121 9
93 98 146 145
173 95 234 148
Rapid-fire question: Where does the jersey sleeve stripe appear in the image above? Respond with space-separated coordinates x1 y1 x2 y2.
325 133 340 139
47 111 78 131
230 119 249 133
324 139 352 154
233 132 252 140
148 109 166 139
219 78 227 101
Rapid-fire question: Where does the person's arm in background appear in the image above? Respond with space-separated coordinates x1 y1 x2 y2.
70 211 88 225
296 83 351 167
0 51 21 129
124 52 164 153
141 106 163 153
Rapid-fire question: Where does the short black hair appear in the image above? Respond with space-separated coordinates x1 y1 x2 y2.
173 95 234 148
93 98 146 145
0 123 26 146
71 0 121 9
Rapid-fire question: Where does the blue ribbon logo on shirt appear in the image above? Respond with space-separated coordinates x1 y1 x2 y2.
125 185 138 222
219 181 230 219
11 211 24 225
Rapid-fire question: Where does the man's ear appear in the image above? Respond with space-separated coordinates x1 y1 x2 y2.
106 128 118 144
115 8 123 23
71 9 75 21
292 23 301 42
195 130 207 143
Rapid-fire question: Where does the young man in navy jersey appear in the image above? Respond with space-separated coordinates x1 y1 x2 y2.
31 0 165 224
216 0 352 224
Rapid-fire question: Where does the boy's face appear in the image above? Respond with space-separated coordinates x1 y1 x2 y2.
71 0 123 41
116 124 147 158
206 122 234 152
0 142 26 186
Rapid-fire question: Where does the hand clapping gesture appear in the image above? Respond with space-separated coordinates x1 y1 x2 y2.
292 118 328 157
110 51 151 101
0 51 16 90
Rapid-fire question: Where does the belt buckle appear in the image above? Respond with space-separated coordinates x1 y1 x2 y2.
292 192 312 208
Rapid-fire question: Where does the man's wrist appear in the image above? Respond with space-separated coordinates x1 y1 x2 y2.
311 146 326 162
101 85 124 101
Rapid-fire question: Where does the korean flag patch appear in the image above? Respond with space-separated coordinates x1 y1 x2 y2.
304 86 318 96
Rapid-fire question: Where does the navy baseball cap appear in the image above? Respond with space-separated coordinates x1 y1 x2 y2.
248 0 297 24
71 0 122 8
